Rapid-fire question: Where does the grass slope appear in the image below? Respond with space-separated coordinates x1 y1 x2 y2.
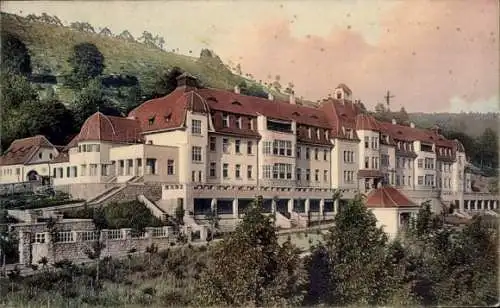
1 12 267 96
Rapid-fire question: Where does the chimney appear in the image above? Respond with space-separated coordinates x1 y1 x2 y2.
234 85 240 94
391 118 397 125
176 73 198 89
268 92 274 101
410 122 415 128
289 91 295 104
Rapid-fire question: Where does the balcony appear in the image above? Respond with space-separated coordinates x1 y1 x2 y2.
259 178 297 187
266 119 292 133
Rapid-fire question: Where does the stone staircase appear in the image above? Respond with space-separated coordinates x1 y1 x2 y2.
86 185 126 204
275 211 292 229
137 194 168 221
290 211 308 228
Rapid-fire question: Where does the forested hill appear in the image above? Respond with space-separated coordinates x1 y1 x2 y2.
408 112 498 138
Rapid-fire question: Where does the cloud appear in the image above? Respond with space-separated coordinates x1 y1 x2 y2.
219 0 499 113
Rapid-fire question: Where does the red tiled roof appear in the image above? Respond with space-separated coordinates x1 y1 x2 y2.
0 135 55 166
365 186 417 208
355 113 380 131
318 99 360 140
198 88 331 128
129 88 209 133
75 112 143 144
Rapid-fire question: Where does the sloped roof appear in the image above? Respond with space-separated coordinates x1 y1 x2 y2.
198 88 331 129
51 151 69 163
365 186 417 208
0 135 55 166
75 112 143 144
355 113 380 131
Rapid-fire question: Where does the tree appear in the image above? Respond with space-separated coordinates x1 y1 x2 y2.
117 30 135 42
196 196 306 306
69 21 95 33
442 130 477 163
308 194 392 306
67 42 105 88
476 128 498 168
1 32 32 76
238 81 268 99
235 63 242 75
72 79 120 126
205 207 219 241
395 107 410 124
142 66 185 100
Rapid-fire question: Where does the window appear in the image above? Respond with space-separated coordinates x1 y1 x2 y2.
364 136 369 148
235 140 241 153
306 148 310 160
323 149 328 161
296 146 301 159
222 138 229 153
235 164 241 178
16 168 20 175
223 114 229 127
271 140 292 156
343 171 354 183
296 168 301 181
192 171 196 182
38 152 42 159
314 148 319 160
236 116 242 129
418 176 424 185
381 154 389 167
263 165 271 178
247 117 253 129
191 119 202 134
198 171 202 182
402 176 405 185
192 146 202 162
209 162 216 177
408 176 411 186
316 128 320 139
66 167 70 177
396 175 400 186
323 170 328 182
167 160 174 175
209 137 216 151
263 141 271 154
306 169 310 181
308 128 312 138
49 153 53 159
35 233 45 243
343 151 354 163
272 163 292 179
417 159 423 168
365 156 369 169
247 165 253 179
223 164 229 178
247 141 253 154
424 158 434 169
315 169 319 181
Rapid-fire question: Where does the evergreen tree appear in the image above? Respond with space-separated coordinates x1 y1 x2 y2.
0 32 32 76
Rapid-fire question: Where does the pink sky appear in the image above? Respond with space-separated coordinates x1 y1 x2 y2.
220 0 499 113
3 0 499 113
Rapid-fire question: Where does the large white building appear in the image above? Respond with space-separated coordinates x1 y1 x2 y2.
1 74 498 226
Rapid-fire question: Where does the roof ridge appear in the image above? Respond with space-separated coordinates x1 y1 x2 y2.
384 187 399 207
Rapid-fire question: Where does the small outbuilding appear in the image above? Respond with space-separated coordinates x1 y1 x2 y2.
365 185 421 238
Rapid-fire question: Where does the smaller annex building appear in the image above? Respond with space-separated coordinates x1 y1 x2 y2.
365 185 420 238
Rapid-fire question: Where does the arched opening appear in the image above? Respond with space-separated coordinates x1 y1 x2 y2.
26 170 39 182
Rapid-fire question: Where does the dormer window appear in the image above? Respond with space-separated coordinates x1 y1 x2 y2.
236 116 242 129
222 114 229 128
38 153 42 159
247 117 253 130
397 141 401 149
325 130 329 140
164 113 172 122
308 127 312 138
231 101 242 106
316 129 320 139
148 116 155 126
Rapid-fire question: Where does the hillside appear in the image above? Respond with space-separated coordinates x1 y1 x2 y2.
408 112 498 137
0 12 288 102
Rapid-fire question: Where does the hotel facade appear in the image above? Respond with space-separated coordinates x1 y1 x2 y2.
1 74 498 223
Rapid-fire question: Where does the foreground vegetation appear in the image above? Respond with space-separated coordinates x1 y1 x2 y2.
0 196 497 307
